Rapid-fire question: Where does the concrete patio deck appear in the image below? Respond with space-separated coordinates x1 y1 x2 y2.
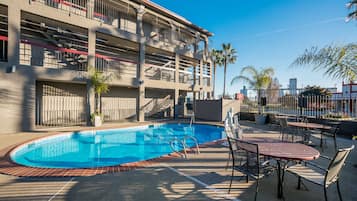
0 121 355 201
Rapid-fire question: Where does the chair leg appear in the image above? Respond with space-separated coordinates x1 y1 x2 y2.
324 186 328 201
254 178 259 201
297 176 301 190
228 166 234 193
226 152 231 170
333 135 338 151
336 180 343 201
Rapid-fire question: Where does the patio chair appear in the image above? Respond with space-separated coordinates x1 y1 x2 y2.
319 122 340 151
225 122 243 169
280 118 307 143
286 145 355 201
227 137 275 201
269 113 280 129
279 118 291 142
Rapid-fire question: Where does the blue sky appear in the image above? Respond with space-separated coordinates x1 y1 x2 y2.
152 0 357 95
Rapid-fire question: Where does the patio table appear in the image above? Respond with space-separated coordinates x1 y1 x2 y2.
287 122 333 146
244 141 320 199
287 122 331 130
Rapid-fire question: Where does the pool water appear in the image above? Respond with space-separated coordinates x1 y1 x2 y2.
11 124 225 168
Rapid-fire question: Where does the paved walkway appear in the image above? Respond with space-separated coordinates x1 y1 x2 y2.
0 121 355 201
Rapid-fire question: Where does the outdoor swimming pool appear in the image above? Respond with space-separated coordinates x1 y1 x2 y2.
11 124 225 168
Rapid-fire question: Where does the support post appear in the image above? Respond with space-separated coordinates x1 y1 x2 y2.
174 89 180 119
136 5 146 122
7 4 20 67
86 27 96 125
86 0 94 19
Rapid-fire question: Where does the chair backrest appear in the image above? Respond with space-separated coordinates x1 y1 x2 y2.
325 145 355 186
279 118 288 128
236 139 259 155
325 122 341 136
233 115 240 127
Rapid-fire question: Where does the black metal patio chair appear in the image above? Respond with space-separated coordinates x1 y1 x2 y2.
227 137 275 201
319 121 340 152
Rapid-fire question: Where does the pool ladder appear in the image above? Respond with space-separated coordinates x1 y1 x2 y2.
189 112 195 127
169 135 200 159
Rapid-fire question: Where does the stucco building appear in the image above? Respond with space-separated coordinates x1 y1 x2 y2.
0 0 213 133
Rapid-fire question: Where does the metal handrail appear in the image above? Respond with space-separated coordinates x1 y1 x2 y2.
189 113 195 127
183 135 200 155
169 137 187 158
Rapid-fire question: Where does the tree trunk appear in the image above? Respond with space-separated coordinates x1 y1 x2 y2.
223 60 227 97
213 63 216 99
95 93 101 114
257 89 262 114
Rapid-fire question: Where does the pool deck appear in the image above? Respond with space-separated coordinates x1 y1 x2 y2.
0 121 356 201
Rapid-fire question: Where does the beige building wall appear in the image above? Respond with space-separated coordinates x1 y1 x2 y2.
0 0 212 134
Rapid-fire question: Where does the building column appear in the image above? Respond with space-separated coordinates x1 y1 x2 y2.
7 3 20 67
175 54 179 83
170 22 176 43
86 0 94 19
200 60 203 93
136 5 146 122
86 27 96 125
204 36 209 61
174 89 180 119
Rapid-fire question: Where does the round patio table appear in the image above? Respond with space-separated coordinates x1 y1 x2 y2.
287 122 331 130
246 141 320 199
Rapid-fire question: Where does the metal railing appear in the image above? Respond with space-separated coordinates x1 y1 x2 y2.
145 65 175 82
36 82 87 127
101 97 137 122
241 94 357 119
20 41 88 71
95 56 137 78
34 0 88 18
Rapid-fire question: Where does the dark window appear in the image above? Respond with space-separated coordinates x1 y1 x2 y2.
0 40 7 62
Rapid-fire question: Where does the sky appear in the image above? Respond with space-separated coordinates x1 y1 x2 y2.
151 0 357 96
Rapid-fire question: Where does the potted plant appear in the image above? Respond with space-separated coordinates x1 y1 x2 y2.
88 67 111 127
231 66 274 125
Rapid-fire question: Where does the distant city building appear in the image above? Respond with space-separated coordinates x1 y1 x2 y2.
332 82 357 100
289 78 297 95
240 85 248 97
331 82 357 114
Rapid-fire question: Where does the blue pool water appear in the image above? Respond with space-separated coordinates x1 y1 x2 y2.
11 123 225 168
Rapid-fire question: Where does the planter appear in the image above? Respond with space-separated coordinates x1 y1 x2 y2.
255 114 267 125
93 115 102 127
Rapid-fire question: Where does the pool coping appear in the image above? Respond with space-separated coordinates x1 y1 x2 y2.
0 122 224 177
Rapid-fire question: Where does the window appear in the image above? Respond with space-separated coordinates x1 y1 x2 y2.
0 40 7 62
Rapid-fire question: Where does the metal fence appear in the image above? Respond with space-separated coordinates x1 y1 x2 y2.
36 82 87 127
101 97 137 122
240 89 357 119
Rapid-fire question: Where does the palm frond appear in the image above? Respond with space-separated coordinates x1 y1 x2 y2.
231 75 254 86
291 43 357 81
240 66 259 77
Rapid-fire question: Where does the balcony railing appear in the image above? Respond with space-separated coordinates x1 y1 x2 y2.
34 0 88 17
20 40 88 71
95 55 137 78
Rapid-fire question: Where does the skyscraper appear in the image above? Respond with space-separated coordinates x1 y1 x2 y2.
289 78 297 95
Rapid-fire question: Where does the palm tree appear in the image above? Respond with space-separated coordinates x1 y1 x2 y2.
209 49 223 98
88 67 111 116
231 66 274 113
346 0 357 22
222 43 237 97
292 43 357 82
